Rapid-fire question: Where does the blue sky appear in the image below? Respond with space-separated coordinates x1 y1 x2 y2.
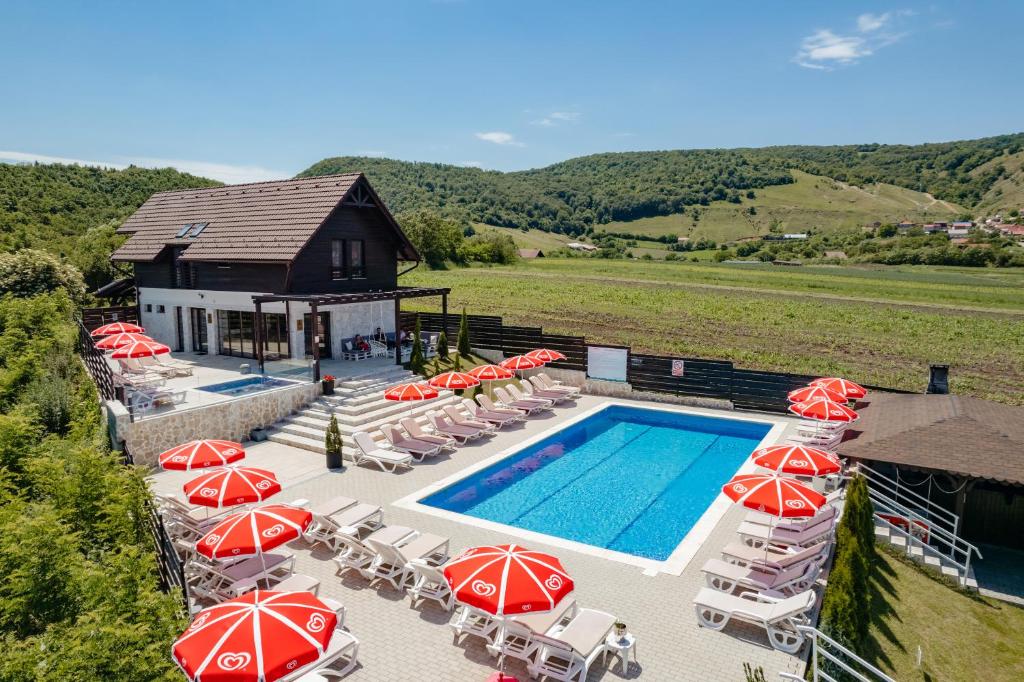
1 1 1020 182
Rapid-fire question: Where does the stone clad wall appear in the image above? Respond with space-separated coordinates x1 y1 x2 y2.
119 382 320 468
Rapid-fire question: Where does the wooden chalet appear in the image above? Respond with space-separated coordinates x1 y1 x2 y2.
110 173 449 379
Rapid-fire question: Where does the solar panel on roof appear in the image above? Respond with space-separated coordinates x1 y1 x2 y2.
188 222 209 238
175 223 193 237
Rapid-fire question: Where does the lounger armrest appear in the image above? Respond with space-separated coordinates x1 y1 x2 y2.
739 589 785 605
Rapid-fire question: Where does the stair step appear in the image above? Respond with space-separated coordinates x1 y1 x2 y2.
267 430 325 454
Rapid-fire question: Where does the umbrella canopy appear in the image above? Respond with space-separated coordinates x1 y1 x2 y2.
184 465 281 508
467 364 514 381
722 473 826 518
94 332 154 350
172 590 337 682
159 440 246 470
443 544 574 617
789 398 859 423
525 349 566 364
810 377 867 400
787 385 846 404
197 504 312 560
383 382 439 401
110 339 171 359
428 371 481 391
751 445 841 477
499 355 541 371
90 321 144 337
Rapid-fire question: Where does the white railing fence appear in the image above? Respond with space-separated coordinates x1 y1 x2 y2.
778 626 895 682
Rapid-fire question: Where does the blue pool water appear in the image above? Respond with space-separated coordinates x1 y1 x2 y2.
420 405 771 561
197 376 299 396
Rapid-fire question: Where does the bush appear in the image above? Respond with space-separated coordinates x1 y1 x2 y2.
0 249 87 305
409 317 425 374
457 308 472 357
324 415 342 458
436 330 449 360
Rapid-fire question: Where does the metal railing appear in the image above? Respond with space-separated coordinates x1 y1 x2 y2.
778 626 895 682
858 462 960 535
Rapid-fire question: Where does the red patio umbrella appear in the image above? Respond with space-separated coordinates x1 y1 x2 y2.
525 349 566 364
499 355 542 372
428 371 481 391
787 385 846 404
443 543 574 617
159 439 246 470
196 504 312 561
184 465 281 508
789 398 859 423
383 382 439 402
467 364 514 382
110 339 171 359
810 377 867 400
722 473 826 518
172 590 338 682
94 332 154 350
90 321 144 337
750 445 841 477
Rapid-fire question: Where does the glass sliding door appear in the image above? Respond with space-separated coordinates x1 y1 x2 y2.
190 308 208 354
303 312 331 358
216 310 256 358
261 313 289 360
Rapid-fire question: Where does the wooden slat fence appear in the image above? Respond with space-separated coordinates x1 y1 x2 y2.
81 304 139 330
628 354 734 401
77 319 124 403
731 368 818 413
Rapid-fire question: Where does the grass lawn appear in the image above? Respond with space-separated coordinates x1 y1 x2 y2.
404 259 1024 404
865 550 1024 681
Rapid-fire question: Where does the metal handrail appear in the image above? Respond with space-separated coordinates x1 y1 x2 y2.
872 505 978 586
785 625 896 682
858 462 959 534
867 487 969 558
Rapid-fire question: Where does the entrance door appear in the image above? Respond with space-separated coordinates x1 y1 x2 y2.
190 308 208 354
174 307 185 352
304 312 331 358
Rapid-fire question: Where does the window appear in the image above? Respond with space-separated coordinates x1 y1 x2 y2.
175 224 193 238
157 305 165 313
188 222 209 238
144 304 152 313
330 239 345 280
261 313 289 359
217 310 256 358
349 240 365 278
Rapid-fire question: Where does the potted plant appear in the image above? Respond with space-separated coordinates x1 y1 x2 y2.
321 374 336 395
614 621 628 640
324 414 344 469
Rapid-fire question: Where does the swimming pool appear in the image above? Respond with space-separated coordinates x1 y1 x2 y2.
196 376 300 397
417 405 772 562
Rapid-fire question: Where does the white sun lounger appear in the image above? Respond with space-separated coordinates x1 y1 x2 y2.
380 423 443 461
506 383 554 408
364 532 450 590
280 627 359 681
475 394 526 420
462 398 520 428
304 496 384 549
745 502 838 530
427 412 483 443
720 541 830 574
738 515 836 549
693 587 816 654
332 525 415 576
450 604 504 644
518 379 571 403
493 386 550 414
132 355 178 378
400 417 457 450
701 558 821 596
527 608 617 682
488 595 579 662
351 431 413 472
188 552 295 602
531 374 581 398
408 560 455 611
442 404 497 434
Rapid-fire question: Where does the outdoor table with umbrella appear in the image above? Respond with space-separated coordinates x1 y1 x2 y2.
159 439 246 470
94 331 154 350
172 589 346 682
90 321 144 337
468 364 514 399
445 543 575 681
809 377 867 401
183 465 281 508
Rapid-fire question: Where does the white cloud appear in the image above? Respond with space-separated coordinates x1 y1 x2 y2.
530 111 581 127
0 149 289 184
795 10 914 70
474 131 524 147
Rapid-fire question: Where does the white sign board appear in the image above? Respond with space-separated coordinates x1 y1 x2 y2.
672 360 685 377
587 346 628 382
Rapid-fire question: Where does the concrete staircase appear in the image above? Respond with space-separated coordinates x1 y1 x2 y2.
873 520 978 587
266 365 462 455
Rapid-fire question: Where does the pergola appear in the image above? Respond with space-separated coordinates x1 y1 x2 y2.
251 286 451 380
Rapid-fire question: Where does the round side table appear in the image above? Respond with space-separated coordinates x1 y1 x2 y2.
604 632 637 673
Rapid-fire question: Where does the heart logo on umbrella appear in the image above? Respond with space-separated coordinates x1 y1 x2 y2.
171 455 187 463
785 499 806 509
790 459 808 467
472 580 496 597
261 524 285 538
216 652 251 671
204 534 221 545
732 483 748 494
199 487 218 498
189 612 209 630
306 613 326 633
545 574 564 590
255 480 273 490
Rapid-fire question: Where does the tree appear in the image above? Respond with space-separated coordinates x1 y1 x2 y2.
324 415 342 462
457 308 472 357
436 330 449 360
0 249 87 304
408 317 425 373
396 210 465 268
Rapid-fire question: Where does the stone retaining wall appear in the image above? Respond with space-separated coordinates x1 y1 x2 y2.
117 382 320 468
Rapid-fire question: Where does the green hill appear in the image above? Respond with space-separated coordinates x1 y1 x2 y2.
301 133 1024 237
973 150 1024 216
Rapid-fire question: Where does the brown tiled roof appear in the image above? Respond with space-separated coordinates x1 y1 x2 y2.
839 393 1024 486
111 173 418 263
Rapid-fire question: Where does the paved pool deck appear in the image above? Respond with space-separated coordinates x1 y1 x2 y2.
149 395 812 681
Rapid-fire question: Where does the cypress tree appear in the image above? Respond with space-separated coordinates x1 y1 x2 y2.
325 415 342 459
409 318 425 374
436 329 449 360
457 308 471 357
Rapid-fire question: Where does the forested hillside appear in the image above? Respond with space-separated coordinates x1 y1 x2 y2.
301 133 1024 235
0 163 220 288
